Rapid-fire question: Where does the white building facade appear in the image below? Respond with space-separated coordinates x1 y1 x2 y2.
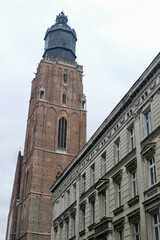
50 53 160 240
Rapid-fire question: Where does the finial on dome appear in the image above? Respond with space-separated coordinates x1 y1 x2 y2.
56 11 68 24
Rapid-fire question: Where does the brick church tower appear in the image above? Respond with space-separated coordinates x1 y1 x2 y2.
6 12 86 240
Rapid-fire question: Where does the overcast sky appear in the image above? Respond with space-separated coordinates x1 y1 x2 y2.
0 0 160 239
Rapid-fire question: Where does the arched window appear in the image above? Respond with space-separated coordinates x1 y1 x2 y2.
62 93 67 105
58 117 67 149
64 73 67 84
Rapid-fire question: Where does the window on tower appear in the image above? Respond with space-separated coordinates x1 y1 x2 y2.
62 93 67 105
64 73 67 84
58 117 67 149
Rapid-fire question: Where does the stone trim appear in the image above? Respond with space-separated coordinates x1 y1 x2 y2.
113 216 125 231
125 158 137 172
127 195 139 207
112 169 123 184
127 208 140 224
79 229 86 236
113 205 124 216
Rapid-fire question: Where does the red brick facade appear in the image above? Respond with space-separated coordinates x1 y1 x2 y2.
6 59 86 240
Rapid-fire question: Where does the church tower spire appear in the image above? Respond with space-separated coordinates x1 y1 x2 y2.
43 11 77 62
6 13 86 240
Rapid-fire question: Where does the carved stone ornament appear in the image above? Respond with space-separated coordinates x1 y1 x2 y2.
141 142 156 159
127 208 140 224
95 177 109 192
111 169 123 184
125 158 137 173
113 217 125 231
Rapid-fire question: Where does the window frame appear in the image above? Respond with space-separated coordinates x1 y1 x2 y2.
131 171 138 198
58 117 67 149
143 108 152 138
91 164 95 186
149 157 157 186
101 152 106 176
153 213 160 240
115 139 120 163
129 126 135 151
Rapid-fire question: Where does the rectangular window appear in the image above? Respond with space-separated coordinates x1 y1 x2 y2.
133 222 140 240
91 201 95 224
101 152 106 176
144 109 152 137
71 215 76 237
129 127 135 151
115 140 120 163
132 171 138 197
91 164 95 185
119 230 123 240
73 183 76 201
67 190 70 207
81 208 85 230
117 182 122 207
64 73 67 84
82 173 86 193
149 158 157 186
153 213 160 240
101 191 107 218
65 220 69 240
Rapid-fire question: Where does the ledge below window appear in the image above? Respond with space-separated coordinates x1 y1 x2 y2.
69 236 76 240
88 223 96 231
113 205 124 216
127 195 139 207
79 229 86 237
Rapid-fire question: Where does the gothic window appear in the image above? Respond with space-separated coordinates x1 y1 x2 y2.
62 93 67 105
64 73 67 84
56 171 61 180
58 117 67 149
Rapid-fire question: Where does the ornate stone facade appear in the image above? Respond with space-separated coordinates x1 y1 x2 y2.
51 53 160 240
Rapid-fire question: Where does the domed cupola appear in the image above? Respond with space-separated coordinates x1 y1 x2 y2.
43 12 77 62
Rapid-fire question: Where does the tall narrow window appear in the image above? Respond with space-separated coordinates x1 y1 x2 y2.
65 219 69 240
144 109 152 137
67 189 70 207
129 127 135 151
149 157 157 186
71 215 76 237
153 213 160 240
64 73 67 84
115 140 120 163
73 183 76 201
58 117 67 149
91 201 95 224
101 152 106 176
132 171 138 197
91 164 95 185
81 208 85 230
101 191 107 218
119 230 124 240
82 173 86 193
62 93 67 105
117 182 122 207
133 222 140 240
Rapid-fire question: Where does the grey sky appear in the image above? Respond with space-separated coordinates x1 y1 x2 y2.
1 0 160 239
